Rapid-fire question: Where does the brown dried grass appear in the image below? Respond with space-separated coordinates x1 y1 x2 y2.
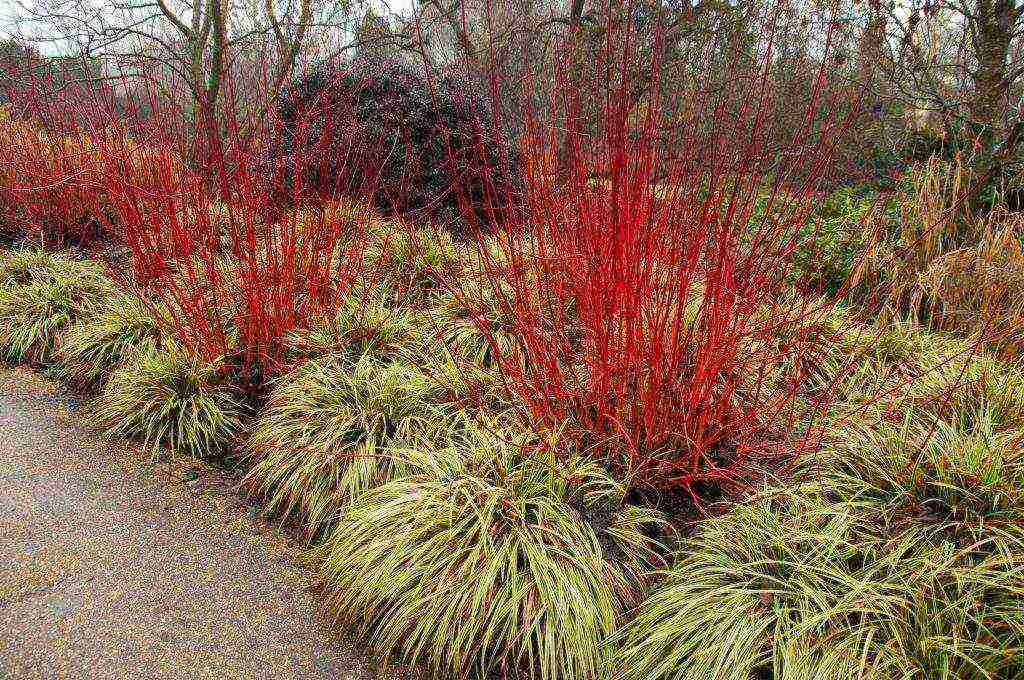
854 156 1024 356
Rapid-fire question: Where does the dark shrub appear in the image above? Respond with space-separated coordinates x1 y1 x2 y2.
269 55 521 230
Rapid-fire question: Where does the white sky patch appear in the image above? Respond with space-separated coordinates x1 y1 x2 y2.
1 0 417 54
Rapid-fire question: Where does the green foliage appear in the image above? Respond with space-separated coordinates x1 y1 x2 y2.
243 353 449 536
283 308 351 362
0 252 111 364
814 317 1021 417
903 355 1024 430
835 401 1024 677
315 424 669 680
826 403 1024 551
838 318 967 369
94 346 244 458
830 320 1024 431
55 292 166 388
791 185 898 295
905 127 949 163
407 340 505 411
374 224 462 287
387 225 458 269
615 494 1024 679
864 543 1024 678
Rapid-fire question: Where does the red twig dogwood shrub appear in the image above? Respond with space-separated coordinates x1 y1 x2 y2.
0 109 113 245
448 3 870 493
2 51 467 392
0 57 158 244
0 63 172 247
29 66 388 386
95 126 377 380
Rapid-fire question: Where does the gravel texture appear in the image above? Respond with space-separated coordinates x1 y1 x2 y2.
0 366 390 680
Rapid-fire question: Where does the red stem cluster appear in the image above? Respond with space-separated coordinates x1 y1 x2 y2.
450 2 868 490
3 53 381 378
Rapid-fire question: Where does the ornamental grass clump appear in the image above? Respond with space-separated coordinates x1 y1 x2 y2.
0 252 111 364
0 247 58 287
831 321 1024 432
377 224 460 278
819 383 1024 678
823 371 1024 551
807 316 978 410
315 422 669 680
94 345 245 459
55 292 168 389
862 543 1024 678
614 355 1024 680
614 487 1024 679
855 156 1024 357
243 353 449 536
612 491 871 680
282 274 423 363
430 276 525 370
902 351 1024 430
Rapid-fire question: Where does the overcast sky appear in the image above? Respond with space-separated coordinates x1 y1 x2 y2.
0 0 416 54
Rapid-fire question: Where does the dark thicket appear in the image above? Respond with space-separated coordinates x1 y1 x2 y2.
268 54 521 229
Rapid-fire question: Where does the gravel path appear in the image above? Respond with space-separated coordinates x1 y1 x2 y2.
0 367 386 680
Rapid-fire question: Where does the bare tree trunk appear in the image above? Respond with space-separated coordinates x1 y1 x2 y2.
972 0 1013 152
965 0 1019 213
